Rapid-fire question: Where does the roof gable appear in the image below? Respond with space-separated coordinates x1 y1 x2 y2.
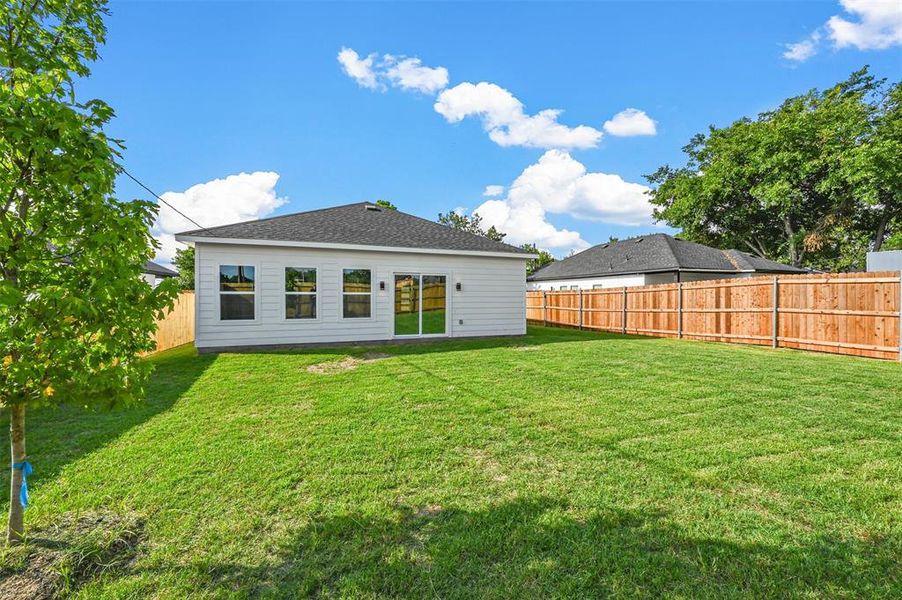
177 203 530 256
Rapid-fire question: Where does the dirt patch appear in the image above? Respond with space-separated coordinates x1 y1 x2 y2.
511 345 542 352
306 352 393 374
0 511 144 600
461 447 509 483
411 504 443 520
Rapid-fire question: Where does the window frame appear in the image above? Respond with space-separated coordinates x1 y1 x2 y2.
282 265 320 322
340 266 374 320
216 262 259 323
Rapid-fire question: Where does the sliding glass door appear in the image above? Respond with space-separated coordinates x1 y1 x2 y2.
394 274 420 336
421 275 446 335
394 273 446 336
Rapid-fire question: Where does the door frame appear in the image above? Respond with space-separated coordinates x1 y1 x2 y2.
392 272 450 338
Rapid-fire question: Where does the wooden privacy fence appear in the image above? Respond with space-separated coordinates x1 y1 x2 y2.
152 290 195 352
527 272 902 361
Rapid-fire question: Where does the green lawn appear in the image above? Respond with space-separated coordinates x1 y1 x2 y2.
2 326 901 598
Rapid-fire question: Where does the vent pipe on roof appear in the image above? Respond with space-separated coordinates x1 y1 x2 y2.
365 204 381 211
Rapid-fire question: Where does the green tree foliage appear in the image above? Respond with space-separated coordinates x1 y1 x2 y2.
437 211 507 242
375 199 397 210
172 247 195 290
520 243 555 275
647 68 900 271
0 0 177 543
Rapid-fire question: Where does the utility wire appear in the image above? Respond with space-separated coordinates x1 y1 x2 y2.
119 167 207 231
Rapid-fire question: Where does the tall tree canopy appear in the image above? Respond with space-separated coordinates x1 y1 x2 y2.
172 247 195 290
437 210 507 242
1 0 176 543
647 68 900 271
520 243 555 275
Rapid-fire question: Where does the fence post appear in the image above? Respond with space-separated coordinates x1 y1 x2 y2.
578 289 583 330
543 291 548 327
677 282 683 339
772 276 779 348
622 287 628 334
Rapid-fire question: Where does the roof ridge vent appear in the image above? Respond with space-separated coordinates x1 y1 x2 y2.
364 203 382 211
634 237 644 243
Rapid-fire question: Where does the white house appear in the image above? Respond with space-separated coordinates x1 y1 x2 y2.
528 234 807 290
175 202 535 351
142 260 178 287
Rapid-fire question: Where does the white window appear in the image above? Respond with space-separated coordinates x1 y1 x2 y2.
342 268 372 318
592 284 606 289
219 265 255 320
285 267 317 319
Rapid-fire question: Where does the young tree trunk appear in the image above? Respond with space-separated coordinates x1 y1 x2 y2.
873 210 890 252
6 404 25 545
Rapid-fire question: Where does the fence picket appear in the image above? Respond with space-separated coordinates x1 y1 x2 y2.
527 272 902 361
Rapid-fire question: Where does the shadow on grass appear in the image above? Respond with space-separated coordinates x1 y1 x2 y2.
154 496 898 598
0 345 214 504
214 325 653 362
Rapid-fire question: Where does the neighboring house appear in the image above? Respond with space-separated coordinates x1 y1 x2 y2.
174 202 535 350
866 250 902 272
528 234 807 290
142 261 179 287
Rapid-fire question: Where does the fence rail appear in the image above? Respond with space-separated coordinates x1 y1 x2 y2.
527 271 902 361
152 290 195 353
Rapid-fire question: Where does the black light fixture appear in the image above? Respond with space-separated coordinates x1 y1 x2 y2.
379 281 386 291
455 282 462 291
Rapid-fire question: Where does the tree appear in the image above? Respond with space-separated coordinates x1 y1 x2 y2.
647 68 900 271
1 0 177 543
520 243 555 275
437 211 507 242
375 199 397 210
172 246 195 290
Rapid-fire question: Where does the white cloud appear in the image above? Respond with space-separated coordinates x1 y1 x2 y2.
152 172 287 265
783 32 822 61
474 150 654 255
338 48 448 94
339 48 630 150
482 185 504 197
337 47 379 89
383 55 449 94
602 108 657 137
783 1 902 61
828 0 902 49
435 82 603 149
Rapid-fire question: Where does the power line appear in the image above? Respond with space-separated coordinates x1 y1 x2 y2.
119 167 207 231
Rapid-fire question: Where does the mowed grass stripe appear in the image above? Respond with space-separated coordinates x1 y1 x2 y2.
0 326 899 598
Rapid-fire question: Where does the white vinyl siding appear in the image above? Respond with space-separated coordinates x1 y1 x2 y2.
194 243 527 349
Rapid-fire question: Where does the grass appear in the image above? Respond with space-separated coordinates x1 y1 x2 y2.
1 326 901 598
393 308 447 336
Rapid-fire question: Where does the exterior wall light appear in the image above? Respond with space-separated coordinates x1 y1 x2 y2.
456 282 462 291
379 281 386 291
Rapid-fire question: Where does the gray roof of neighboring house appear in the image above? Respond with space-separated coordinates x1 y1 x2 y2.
528 234 807 281
144 261 178 278
177 202 531 255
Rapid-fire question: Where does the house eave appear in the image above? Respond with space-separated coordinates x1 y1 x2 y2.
175 235 537 260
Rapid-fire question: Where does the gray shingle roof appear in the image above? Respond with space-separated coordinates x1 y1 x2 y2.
144 261 178 277
177 203 530 255
528 234 807 281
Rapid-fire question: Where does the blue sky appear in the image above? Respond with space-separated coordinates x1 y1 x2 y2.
78 1 902 263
